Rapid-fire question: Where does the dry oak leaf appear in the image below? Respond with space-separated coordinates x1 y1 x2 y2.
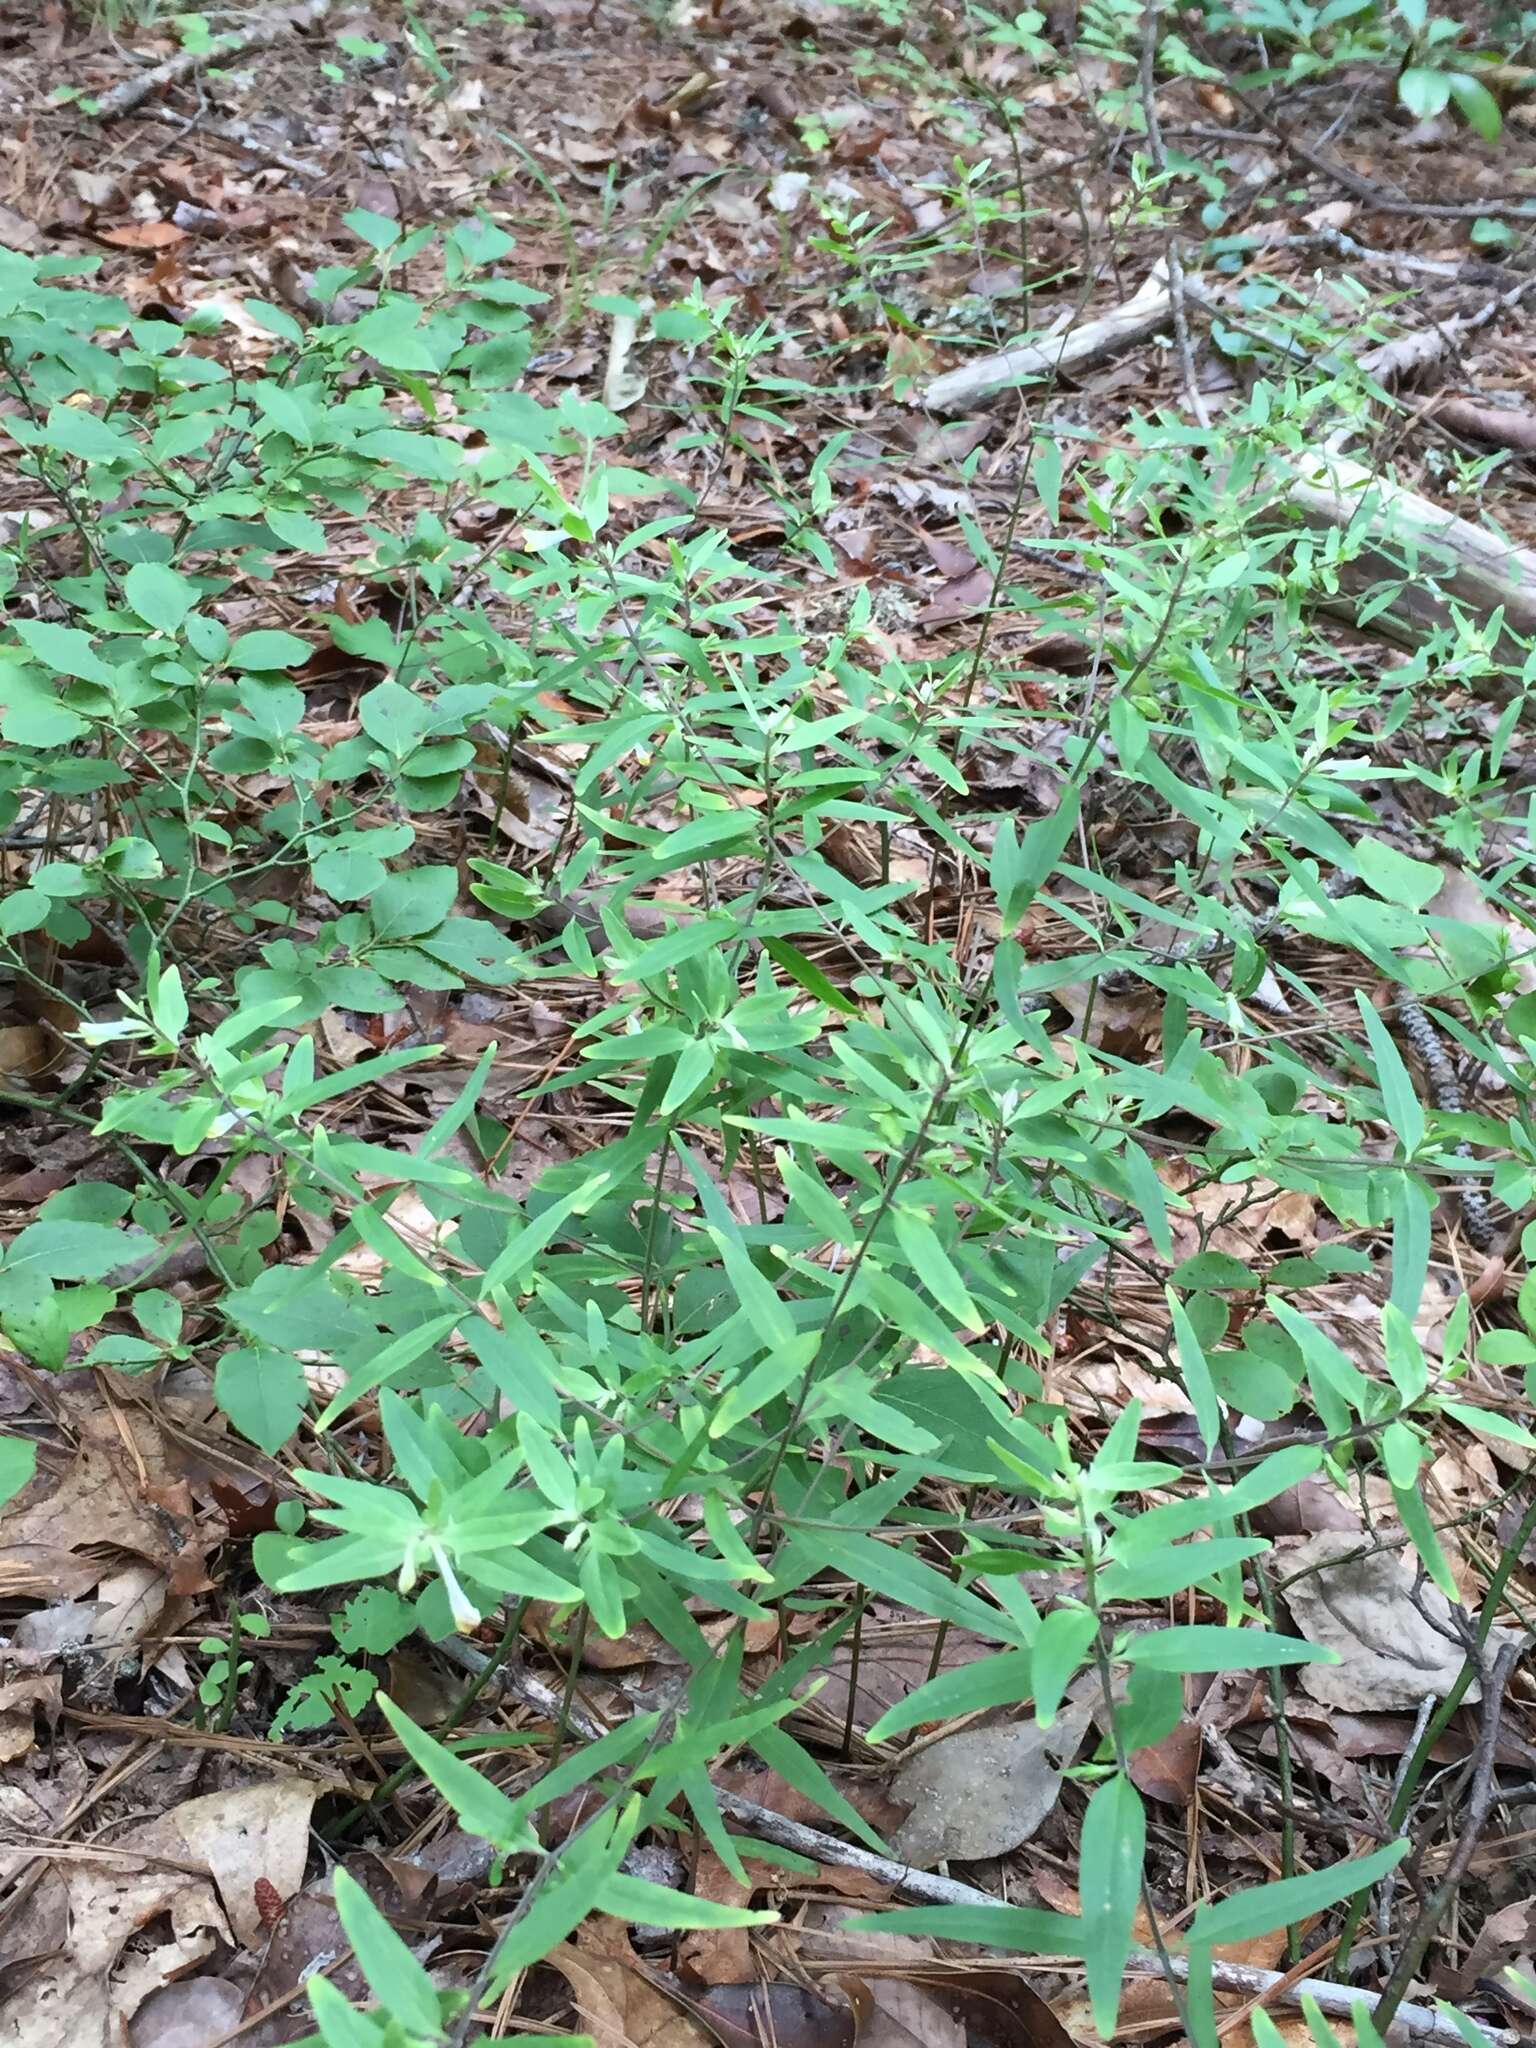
889 1701 1094 1866
99 221 188 248
0 1673 61 1762
1278 1530 1519 1710
547 1918 713 2048
645 1973 856 2048
2 1442 190 1570
0 1830 231 2048
126 1776 320 1949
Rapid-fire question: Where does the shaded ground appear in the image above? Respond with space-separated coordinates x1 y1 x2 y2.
4 2 1536 2046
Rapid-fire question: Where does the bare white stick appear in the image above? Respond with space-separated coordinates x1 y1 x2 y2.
711 1788 1005 1910
93 0 332 122
921 262 1174 413
429 1641 1502 2048
1124 1953 1511 2048
713 1791 1505 2048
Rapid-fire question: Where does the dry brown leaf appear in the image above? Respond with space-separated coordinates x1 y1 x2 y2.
712 1762 903 1839
1126 1716 1202 1806
1451 1896 1536 1995
128 1776 319 1948
3 1440 193 1571
793 1621 993 1740
548 1919 713 2048
242 1885 367 2031
0 204 42 252
526 1601 681 1671
89 1562 169 1650
1279 1530 1518 1710
647 1975 856 2048
799 1861 893 1901
786 1923 960 2048
674 1851 762 1983
127 1977 244 2048
789 1902 935 1972
1053 1927 1290 2042
0 1674 60 1762
916 566 994 625
0 1024 54 1078
889 1703 1094 1866
0 1840 229 2048
98 221 188 248
912 420 992 466
857 1974 963 2048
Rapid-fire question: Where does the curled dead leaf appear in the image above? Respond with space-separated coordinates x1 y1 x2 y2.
98 221 188 248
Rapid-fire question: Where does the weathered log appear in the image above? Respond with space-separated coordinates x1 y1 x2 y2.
1273 447 1536 661
921 262 1174 412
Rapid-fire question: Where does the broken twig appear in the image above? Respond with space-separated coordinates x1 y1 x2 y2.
921 262 1176 412
93 0 332 123
1123 1956 1510 2048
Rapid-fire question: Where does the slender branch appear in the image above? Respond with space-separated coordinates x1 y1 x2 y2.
1334 1482 1536 1974
1373 1638 1526 2033
1124 1956 1512 2048
92 0 333 122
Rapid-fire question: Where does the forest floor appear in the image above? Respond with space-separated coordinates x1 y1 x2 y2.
3 2 1536 2047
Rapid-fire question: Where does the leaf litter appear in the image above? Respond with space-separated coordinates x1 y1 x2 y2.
2 0 1536 2044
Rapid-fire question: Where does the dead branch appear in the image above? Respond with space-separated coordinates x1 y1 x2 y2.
93 0 332 123
921 262 1175 412
1431 394 1536 457
1125 1956 1511 2048
1271 445 1536 659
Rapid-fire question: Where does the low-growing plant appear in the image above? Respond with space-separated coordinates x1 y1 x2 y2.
3 201 1536 2048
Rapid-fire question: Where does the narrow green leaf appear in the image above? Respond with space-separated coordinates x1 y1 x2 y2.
313 1310 462 1432
0 1437 36 1509
1357 993 1424 1154
1388 1176 1431 1323
1440 1399 1536 1450
751 1725 891 1853
1029 1607 1097 1727
866 1650 1033 1743
996 790 1081 927
1191 1839 1408 1948
843 1904 1086 1952
1168 1287 1221 1455
1390 1473 1458 1600
761 934 858 1014
1098 1537 1267 1604
485 1823 631 1991
892 1209 984 1333
331 1867 444 2041
309 1974 388 2048
1122 1626 1335 1673
1081 1774 1146 2035
1434 2002 1506 2048
786 1528 1015 1643
593 1873 777 1929
377 1694 533 1854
